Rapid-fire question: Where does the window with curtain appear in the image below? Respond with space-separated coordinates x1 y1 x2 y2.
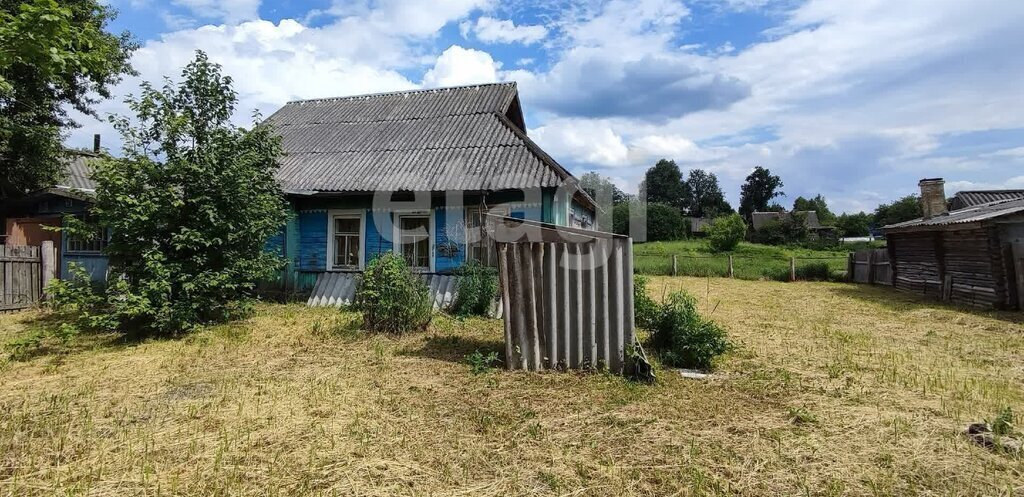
333 216 361 269
399 215 430 270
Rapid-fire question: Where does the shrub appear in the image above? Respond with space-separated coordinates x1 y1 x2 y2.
633 275 660 330
646 203 687 241
89 52 287 335
649 291 730 370
354 253 432 333
46 263 117 339
705 214 746 252
795 262 833 281
451 260 497 317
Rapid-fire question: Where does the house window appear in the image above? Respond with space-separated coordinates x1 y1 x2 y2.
332 215 361 269
67 226 108 253
466 206 507 267
398 214 430 270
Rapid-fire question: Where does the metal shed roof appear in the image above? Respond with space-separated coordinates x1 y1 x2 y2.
950 190 1024 211
267 82 581 195
884 197 1024 231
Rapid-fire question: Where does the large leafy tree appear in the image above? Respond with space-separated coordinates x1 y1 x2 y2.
684 169 732 218
792 194 836 225
91 51 287 335
836 212 872 237
738 166 784 221
0 0 136 198
640 159 687 211
873 194 922 227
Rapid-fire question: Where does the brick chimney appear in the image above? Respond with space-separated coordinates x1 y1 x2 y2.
918 178 947 220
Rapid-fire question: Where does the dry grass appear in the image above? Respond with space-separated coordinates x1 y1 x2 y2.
1 278 1023 496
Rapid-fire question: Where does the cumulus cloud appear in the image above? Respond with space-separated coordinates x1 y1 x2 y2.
422 46 500 87
469 17 548 44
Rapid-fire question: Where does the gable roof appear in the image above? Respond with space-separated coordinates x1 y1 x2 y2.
884 197 1024 232
60 150 99 191
268 82 582 196
950 190 1024 211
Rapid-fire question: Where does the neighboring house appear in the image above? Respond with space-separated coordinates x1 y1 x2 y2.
883 178 1024 310
1 148 109 281
266 82 594 292
751 210 822 231
949 190 1024 211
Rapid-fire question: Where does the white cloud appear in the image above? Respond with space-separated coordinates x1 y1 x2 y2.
946 177 1024 194
422 45 500 87
471 17 548 44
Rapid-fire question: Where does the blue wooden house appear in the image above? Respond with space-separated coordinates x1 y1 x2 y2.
3 83 596 293
268 82 595 292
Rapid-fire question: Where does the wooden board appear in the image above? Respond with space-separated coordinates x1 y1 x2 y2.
1014 242 1024 311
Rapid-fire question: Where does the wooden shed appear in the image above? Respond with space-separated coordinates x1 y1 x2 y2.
883 179 1024 310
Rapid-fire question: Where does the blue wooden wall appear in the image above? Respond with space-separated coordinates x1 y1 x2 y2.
297 210 327 271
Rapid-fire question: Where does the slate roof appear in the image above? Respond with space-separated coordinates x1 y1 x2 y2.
884 197 1024 231
949 190 1024 211
58 151 99 191
268 82 581 195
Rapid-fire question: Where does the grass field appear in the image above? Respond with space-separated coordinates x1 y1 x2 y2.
2 278 1023 495
632 239 879 279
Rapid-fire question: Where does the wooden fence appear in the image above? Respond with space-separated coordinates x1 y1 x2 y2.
490 216 640 374
1 243 57 312
848 248 892 286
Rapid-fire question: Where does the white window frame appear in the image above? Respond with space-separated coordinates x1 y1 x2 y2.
392 210 434 273
326 209 366 271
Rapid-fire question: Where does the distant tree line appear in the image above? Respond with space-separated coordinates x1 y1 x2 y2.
580 160 924 243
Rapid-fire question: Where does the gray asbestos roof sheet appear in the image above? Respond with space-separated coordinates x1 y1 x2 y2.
884 197 1024 230
268 83 574 193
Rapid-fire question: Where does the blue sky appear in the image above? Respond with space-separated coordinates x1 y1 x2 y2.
72 0 1024 213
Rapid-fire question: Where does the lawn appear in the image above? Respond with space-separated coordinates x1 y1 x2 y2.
632 239 878 279
1 278 1023 496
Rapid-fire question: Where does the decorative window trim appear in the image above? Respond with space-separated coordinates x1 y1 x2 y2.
392 210 434 273
326 209 366 271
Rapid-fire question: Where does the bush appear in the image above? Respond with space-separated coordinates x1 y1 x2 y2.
633 275 660 330
89 52 287 335
795 262 833 281
646 202 687 241
705 214 746 252
451 260 497 317
45 263 117 339
649 291 730 370
354 253 432 333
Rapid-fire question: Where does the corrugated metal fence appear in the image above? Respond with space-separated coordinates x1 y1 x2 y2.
491 216 636 373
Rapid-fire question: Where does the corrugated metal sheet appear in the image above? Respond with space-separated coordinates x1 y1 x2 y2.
306 272 461 310
492 216 637 373
267 83 579 194
884 198 1024 231
951 190 1024 211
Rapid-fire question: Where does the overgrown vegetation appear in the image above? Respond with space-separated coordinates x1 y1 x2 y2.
354 252 432 333
465 349 500 374
705 213 746 252
451 261 497 317
648 290 731 370
633 275 660 330
2 278 1024 495
82 51 287 336
633 239 850 281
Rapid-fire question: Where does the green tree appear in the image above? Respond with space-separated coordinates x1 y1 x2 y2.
0 0 136 198
684 169 733 218
874 195 922 227
705 214 746 252
645 202 687 241
579 171 628 231
836 212 872 237
640 159 687 211
792 194 836 225
90 51 287 335
738 166 784 221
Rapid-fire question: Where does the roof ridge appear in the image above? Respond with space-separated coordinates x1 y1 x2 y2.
285 82 517 105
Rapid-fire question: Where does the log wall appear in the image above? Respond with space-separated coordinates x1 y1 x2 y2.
890 227 1014 309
